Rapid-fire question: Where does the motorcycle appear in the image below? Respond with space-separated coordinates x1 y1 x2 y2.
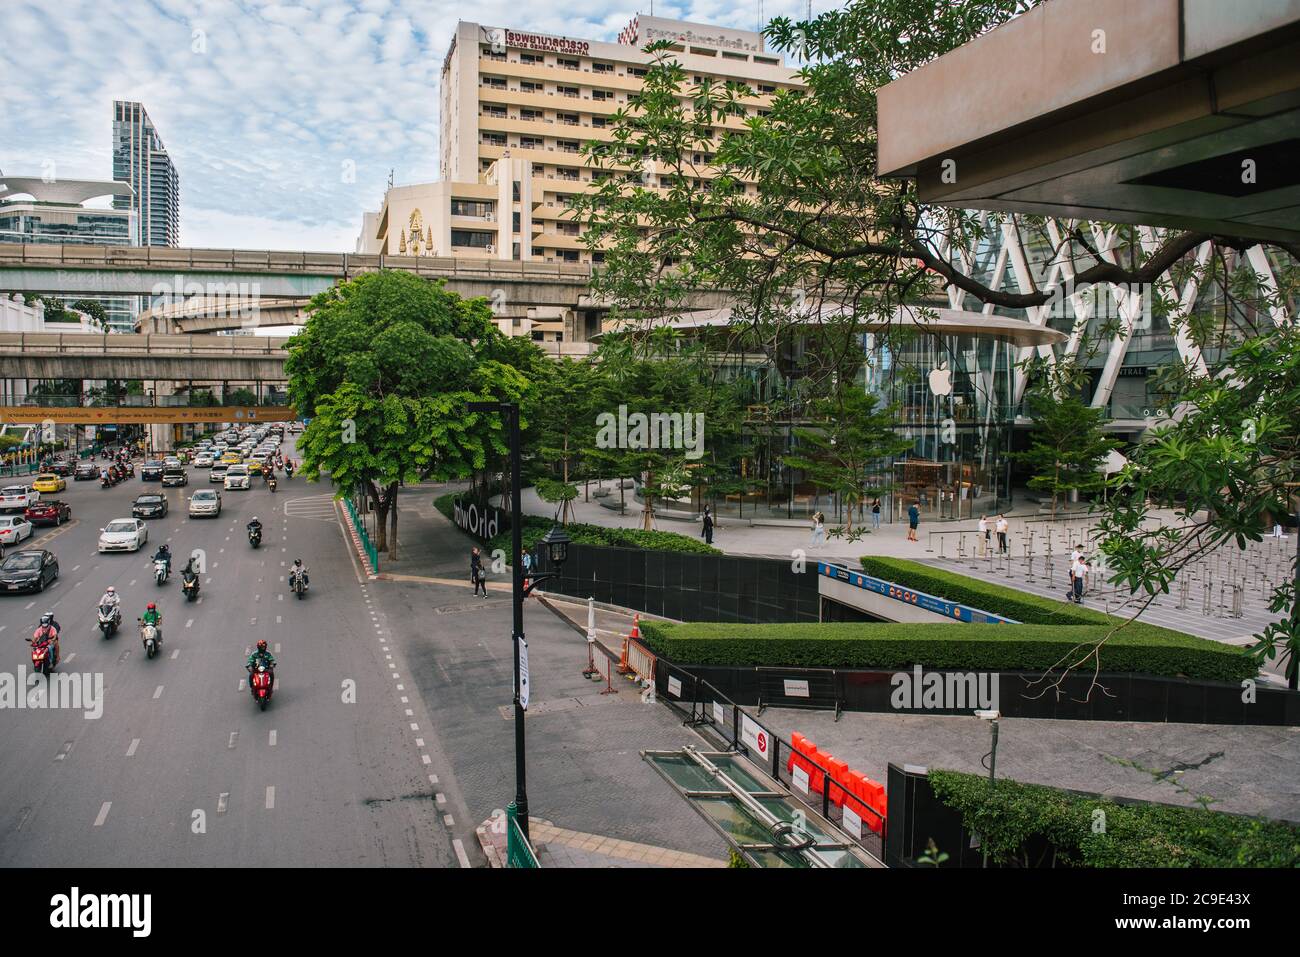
138 620 160 659
97 602 121 638
268 476 277 493
291 569 308 600
181 575 200 602
249 663 274 711
28 633 58 676
154 558 170 585
249 526 262 548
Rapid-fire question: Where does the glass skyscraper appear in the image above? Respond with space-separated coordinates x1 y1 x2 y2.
112 101 180 247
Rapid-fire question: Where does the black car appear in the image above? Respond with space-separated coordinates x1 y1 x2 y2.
132 494 169 519
140 460 165 481
74 462 98 481
48 460 75 477
0 549 59 593
161 467 188 487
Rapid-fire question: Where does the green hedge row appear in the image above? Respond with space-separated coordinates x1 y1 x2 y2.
928 770 1300 867
433 492 720 558
858 556 1109 626
637 619 1256 682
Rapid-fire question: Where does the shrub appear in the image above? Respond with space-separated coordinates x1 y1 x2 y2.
637 619 1256 682
928 770 1300 867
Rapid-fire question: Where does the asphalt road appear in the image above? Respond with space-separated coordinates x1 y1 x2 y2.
0 443 474 867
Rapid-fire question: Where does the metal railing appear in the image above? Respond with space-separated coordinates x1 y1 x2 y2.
0 331 291 356
344 495 379 572
506 802 540 868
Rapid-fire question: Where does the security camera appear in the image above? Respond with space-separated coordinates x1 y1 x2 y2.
975 709 1001 721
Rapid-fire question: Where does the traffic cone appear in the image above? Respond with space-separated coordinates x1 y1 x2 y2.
617 615 636 675
630 614 640 640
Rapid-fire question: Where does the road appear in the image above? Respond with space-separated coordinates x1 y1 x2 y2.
0 443 474 867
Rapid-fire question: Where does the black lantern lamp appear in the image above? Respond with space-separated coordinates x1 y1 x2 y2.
539 524 571 567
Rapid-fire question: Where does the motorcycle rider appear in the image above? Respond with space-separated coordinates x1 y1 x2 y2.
246 638 277 688
247 516 263 542
140 601 163 644
30 611 61 664
181 558 199 594
288 558 308 591
152 543 172 578
98 585 122 625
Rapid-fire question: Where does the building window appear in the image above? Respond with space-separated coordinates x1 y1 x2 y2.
628 66 648 77
481 45 506 61
520 52 542 65
512 181 521 201
591 117 606 129
481 76 507 89
593 62 613 73
450 229 494 249
557 112 579 126
451 199 493 218
521 108 544 122
557 57 579 70
481 132 507 147
558 85 579 98
592 251 605 264
482 104 507 118
754 56 779 65
512 242 521 260
758 84 777 94
520 136 543 150
557 139 579 153
592 89 612 101
520 80 542 93
512 211 521 231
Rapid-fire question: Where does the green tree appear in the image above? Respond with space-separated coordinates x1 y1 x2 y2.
70 299 109 330
785 386 911 535
286 270 531 558
526 358 602 524
1012 388 1116 516
226 387 258 407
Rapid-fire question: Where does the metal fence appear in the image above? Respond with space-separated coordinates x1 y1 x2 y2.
344 495 379 572
506 802 540 868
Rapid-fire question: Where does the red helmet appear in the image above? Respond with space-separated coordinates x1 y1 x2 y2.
147 602 156 610
256 639 268 651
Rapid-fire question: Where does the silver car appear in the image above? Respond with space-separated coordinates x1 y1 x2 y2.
189 489 222 518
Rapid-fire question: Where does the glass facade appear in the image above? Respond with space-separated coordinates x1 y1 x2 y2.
113 100 180 247
0 208 135 246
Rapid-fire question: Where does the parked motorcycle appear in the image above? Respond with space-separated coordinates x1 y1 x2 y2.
138 620 160 659
249 663 274 711
182 575 200 602
97 602 121 638
154 558 170 585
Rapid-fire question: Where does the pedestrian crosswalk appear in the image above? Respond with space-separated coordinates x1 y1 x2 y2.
282 494 338 522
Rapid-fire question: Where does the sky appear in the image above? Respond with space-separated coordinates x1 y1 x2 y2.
1 0 824 253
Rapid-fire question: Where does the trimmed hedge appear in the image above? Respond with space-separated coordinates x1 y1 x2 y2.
637 619 1256 682
433 492 720 558
858 556 1109 626
928 770 1300 867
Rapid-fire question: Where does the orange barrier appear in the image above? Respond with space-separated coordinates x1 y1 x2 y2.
788 732 887 832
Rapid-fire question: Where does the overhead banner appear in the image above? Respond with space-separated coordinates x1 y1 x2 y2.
0 406 297 425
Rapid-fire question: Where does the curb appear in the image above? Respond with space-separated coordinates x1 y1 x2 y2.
337 501 378 579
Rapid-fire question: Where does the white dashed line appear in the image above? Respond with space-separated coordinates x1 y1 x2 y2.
435 793 447 806
444 814 455 827
228 732 239 749
410 723 419 731
126 738 140 757
170 649 179 660
421 754 431 765
185 618 193 628
269 730 277 746
217 793 229 814
265 786 275 809
93 802 111 827
453 839 471 868
428 774 439 785
152 685 163 699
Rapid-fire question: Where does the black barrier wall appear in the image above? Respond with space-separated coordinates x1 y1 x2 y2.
534 544 827 623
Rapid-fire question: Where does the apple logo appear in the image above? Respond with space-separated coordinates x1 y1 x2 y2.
928 363 953 397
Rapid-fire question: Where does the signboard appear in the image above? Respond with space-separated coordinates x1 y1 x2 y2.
712 701 725 726
667 676 681 698
0 406 297 425
492 27 590 55
783 679 810 698
740 714 771 763
452 497 503 542
818 562 1018 625
518 639 530 710
841 804 863 839
792 765 810 794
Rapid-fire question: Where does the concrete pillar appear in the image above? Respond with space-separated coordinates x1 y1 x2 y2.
148 380 176 455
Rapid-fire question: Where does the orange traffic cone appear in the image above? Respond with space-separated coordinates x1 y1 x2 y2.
630 614 640 640
617 614 637 675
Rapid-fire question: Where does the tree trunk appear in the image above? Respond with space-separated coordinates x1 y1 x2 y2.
561 434 574 525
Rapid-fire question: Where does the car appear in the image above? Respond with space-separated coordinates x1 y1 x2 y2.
0 549 59 593
48 460 75 477
0 515 34 545
24 500 71 526
220 452 242 465
0 485 39 511
163 457 182 470
132 494 169 519
224 465 251 490
193 453 214 468
210 463 229 483
162 467 189 487
140 460 165 481
189 489 222 517
74 462 98 481
246 459 263 476
98 518 148 553
31 473 67 494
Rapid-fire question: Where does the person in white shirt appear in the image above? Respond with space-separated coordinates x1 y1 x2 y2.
977 515 990 556
1071 557 1088 603
995 515 1009 554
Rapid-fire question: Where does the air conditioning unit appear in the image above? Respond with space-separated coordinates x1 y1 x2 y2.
486 244 495 253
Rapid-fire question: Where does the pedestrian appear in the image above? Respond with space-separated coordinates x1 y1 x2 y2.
871 498 881 529
907 500 920 542
1071 554 1088 603
471 546 487 598
701 505 714 545
811 510 825 546
978 514 990 556
521 549 533 591
996 514 1009 554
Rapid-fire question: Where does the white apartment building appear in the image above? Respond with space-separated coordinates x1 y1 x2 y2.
357 16 802 273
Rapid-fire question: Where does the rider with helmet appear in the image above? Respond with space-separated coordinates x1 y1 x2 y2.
246 638 277 686
30 611 61 665
152 542 172 576
98 585 122 624
140 601 163 644
288 558 308 591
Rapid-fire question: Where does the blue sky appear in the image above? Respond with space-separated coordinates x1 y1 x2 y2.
1 0 821 252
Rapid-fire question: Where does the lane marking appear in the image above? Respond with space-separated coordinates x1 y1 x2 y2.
217 793 229 814
228 731 239 749
453 839 471 868
126 738 140 757
185 618 193 628
421 754 431 765
93 802 111 827
409 723 419 731
275 615 281 624
428 774 438 785
55 741 72 761
269 730 277 747
152 685 163 699
170 649 179 659
443 814 455 827
435 793 446 806
265 786 275 809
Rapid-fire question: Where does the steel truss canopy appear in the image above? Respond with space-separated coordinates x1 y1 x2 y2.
876 0 1300 242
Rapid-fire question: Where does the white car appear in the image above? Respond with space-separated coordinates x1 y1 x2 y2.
224 465 251 490
0 515 33 545
193 453 214 468
98 518 148 553
0 485 39 512
189 489 222 517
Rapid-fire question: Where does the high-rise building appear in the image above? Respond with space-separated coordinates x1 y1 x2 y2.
0 175 140 331
112 101 180 247
357 17 801 269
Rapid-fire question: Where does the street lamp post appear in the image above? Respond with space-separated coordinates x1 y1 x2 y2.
467 400 571 842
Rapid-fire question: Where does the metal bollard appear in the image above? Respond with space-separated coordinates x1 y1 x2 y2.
1232 581 1243 618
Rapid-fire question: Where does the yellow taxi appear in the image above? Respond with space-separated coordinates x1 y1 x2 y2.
32 473 67 493
220 452 242 465
246 459 263 476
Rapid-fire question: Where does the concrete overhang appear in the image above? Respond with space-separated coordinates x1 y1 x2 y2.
877 0 1300 242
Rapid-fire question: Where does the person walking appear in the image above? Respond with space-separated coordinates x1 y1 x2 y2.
1071 554 1088 603
907 500 920 542
1069 543 1083 592
995 514 1009 554
871 498 881 530
977 514 990 556
701 506 714 545
471 546 487 598
811 511 825 547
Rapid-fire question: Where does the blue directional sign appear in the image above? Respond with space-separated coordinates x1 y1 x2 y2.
818 562 1018 624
